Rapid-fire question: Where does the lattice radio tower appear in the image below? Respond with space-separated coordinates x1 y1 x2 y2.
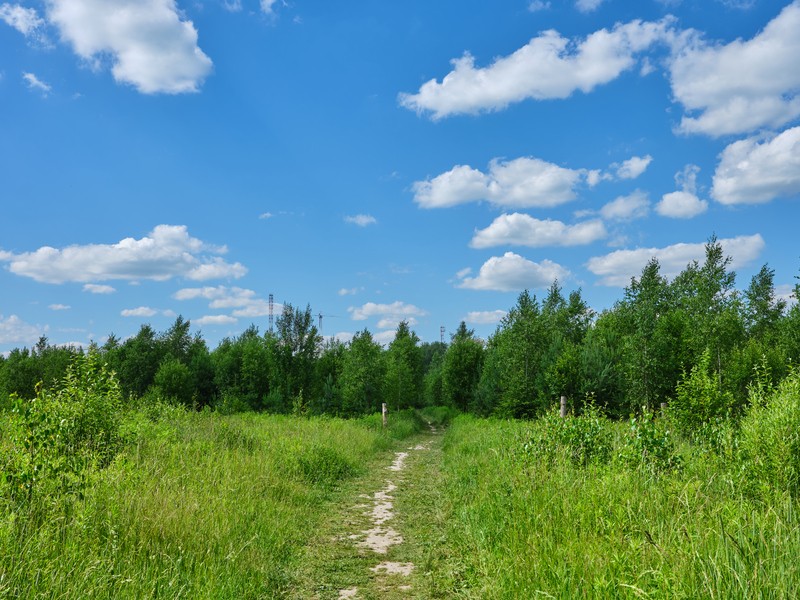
268 293 274 333
440 326 445 344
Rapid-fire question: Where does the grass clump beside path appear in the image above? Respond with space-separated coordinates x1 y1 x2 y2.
430 413 800 599
0 400 427 599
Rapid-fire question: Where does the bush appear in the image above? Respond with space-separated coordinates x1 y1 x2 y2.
672 348 734 435
2 351 123 502
738 369 800 498
619 408 681 473
524 402 612 467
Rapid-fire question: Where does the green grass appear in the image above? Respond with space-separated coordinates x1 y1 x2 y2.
0 407 426 599
430 415 800 598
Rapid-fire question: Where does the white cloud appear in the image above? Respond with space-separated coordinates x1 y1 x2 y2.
22 72 51 95
399 18 674 119
528 1 550 12
83 283 116 294
576 0 605 13
338 287 362 296
348 301 427 321
615 155 653 179
373 330 397 346
600 190 650 221
121 306 157 318
470 213 606 248
457 252 569 292
414 157 588 209
48 304 70 311
46 0 213 94
260 0 279 14
586 234 765 286
0 225 246 284
1 3 46 41
464 310 507 325
344 214 377 227
669 2 800 136
656 191 708 218
376 317 419 330
711 126 800 205
195 314 237 326
657 164 708 218
222 0 242 11
0 314 42 345
174 285 279 319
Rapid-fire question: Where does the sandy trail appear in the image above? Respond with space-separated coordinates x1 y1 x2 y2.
338 438 433 598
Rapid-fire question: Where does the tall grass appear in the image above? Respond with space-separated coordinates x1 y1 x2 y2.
434 414 800 598
0 406 426 598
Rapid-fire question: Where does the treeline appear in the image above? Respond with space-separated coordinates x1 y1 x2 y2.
2 238 799 419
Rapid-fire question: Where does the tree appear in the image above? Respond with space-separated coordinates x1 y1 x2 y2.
274 303 321 411
383 321 423 410
340 329 384 416
441 322 484 411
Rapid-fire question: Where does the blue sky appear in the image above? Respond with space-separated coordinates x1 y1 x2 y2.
1 0 799 353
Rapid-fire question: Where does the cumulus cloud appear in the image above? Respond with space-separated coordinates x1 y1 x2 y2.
377 317 419 330
414 157 589 209
399 18 674 119
0 225 246 284
711 126 800 205
348 301 427 322
470 213 606 248
48 304 70 311
457 252 569 292
1 3 47 42
0 314 42 345
23 72 51 95
121 306 157 318
600 190 650 221
338 287 362 296
576 0 606 13
657 164 708 218
344 214 377 227
615 155 653 179
174 285 279 319
195 314 237 326
83 283 116 294
669 2 800 136
586 234 765 286
46 0 213 94
464 310 507 325
528 1 550 11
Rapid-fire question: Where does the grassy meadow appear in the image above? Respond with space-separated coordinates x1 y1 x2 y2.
0 392 428 599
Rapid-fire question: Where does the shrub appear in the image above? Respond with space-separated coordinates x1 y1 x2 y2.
738 369 800 498
672 348 734 435
524 402 612 467
618 407 681 473
2 351 123 502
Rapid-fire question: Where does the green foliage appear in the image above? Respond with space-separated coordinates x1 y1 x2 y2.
441 321 484 411
619 408 681 473
153 357 193 405
2 351 123 502
339 329 384 416
524 402 612 467
672 348 735 434
738 369 800 499
383 320 424 410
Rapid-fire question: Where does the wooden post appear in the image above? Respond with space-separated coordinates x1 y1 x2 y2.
382 403 387 428
560 395 567 418
660 402 667 416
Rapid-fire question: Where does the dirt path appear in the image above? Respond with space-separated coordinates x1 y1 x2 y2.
293 427 446 599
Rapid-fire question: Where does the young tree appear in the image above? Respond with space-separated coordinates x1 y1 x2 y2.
441 321 484 411
383 321 423 410
340 329 385 416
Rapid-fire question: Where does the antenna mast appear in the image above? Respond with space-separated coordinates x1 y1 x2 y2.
440 325 445 344
268 293 274 333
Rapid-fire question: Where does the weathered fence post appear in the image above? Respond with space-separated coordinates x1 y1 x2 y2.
382 403 387 428
660 402 667 417
560 395 567 418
